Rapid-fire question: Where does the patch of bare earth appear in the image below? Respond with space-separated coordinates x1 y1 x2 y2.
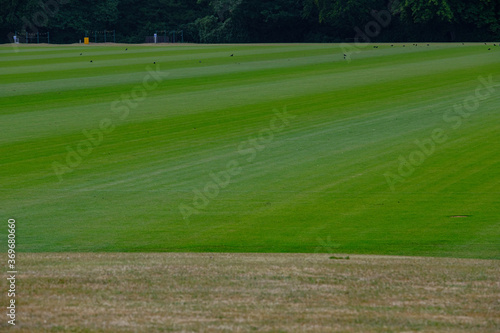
1 253 498 332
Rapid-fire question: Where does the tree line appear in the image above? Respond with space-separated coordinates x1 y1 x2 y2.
1 0 498 44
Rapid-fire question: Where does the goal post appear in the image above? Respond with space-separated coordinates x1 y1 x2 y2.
169 30 184 43
146 29 184 43
15 31 50 44
85 30 116 43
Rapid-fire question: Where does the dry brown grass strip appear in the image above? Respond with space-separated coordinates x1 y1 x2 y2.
1 253 499 332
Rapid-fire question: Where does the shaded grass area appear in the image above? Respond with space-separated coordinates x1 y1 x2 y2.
0 43 499 257
1 253 498 332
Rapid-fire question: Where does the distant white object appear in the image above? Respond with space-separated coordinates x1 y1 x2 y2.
154 33 157 44
13 36 19 44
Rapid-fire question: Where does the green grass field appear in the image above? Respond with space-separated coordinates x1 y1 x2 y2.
1 43 499 258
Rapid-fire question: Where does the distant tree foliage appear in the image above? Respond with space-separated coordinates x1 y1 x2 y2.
1 0 498 43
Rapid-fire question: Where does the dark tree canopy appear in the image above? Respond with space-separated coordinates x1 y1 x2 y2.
1 0 498 43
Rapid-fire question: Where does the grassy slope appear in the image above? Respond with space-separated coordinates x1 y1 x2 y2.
0 43 499 258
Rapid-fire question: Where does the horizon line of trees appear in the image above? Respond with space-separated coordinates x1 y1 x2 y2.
1 0 499 44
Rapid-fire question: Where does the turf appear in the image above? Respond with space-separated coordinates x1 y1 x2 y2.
1 43 499 258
